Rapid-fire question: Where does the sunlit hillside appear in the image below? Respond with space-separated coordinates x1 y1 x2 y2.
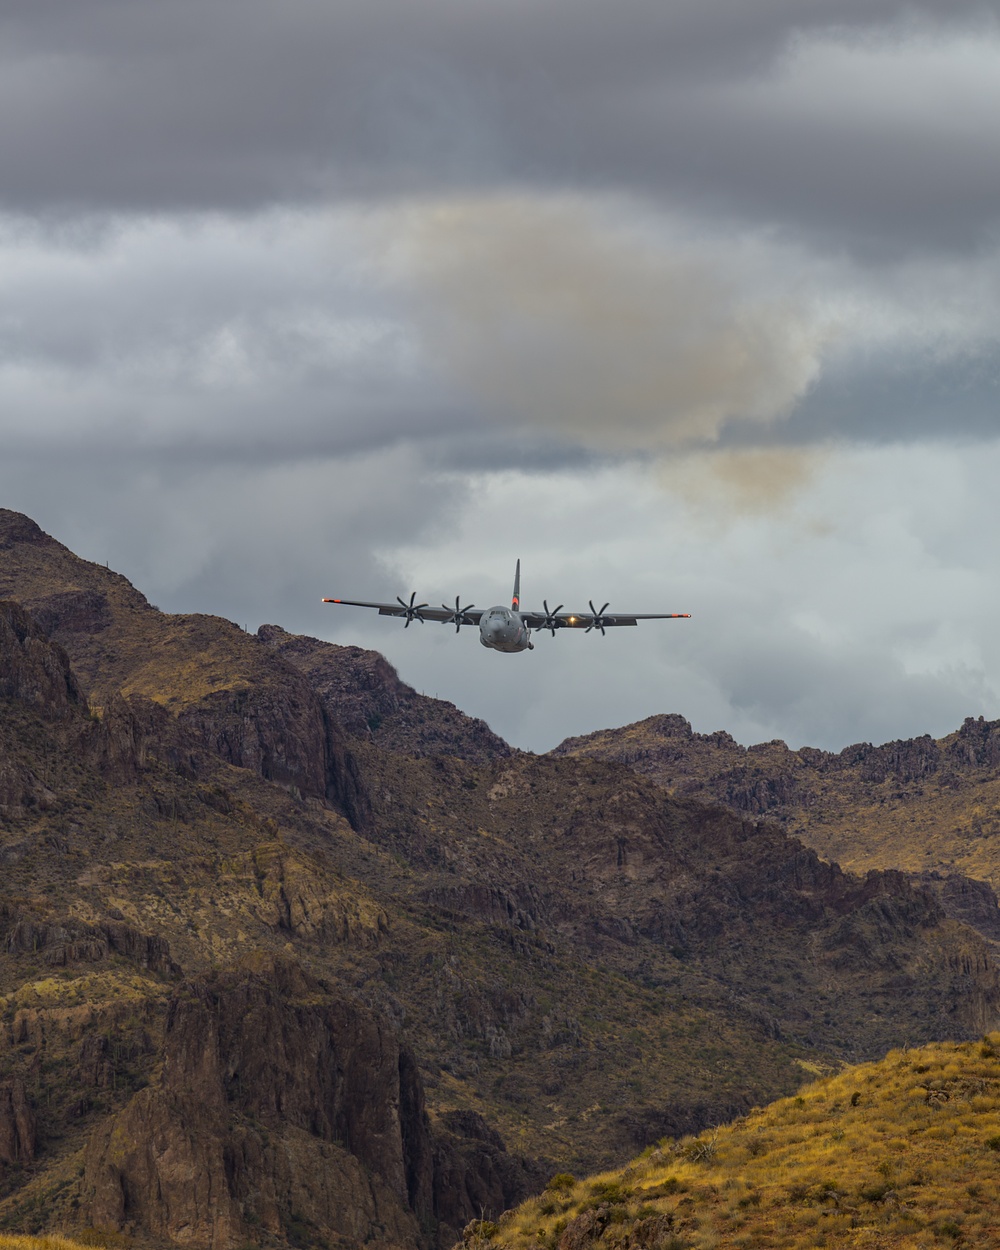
469 1036 1000 1249
0 1238 110 1250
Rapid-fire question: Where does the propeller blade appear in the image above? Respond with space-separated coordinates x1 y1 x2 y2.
442 596 475 632
586 600 610 634
541 600 564 635
397 592 427 626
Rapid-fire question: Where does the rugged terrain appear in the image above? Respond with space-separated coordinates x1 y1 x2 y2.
554 713 1000 938
2 508 1000 1250
467 1033 1000 1249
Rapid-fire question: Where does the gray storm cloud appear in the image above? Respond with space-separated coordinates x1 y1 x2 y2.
384 196 829 453
2 1 1000 758
2 1 998 255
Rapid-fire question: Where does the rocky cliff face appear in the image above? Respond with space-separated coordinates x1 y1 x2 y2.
0 1079 34 1167
68 953 541 1250
258 625 512 762
553 712 1000 932
0 601 84 718
917 873 1000 943
85 958 432 1250
0 581 541 1248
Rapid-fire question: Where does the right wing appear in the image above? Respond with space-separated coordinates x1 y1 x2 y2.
519 608 690 630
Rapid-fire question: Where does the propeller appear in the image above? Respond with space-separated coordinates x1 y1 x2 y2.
396 592 428 627
442 596 476 633
585 600 611 635
540 600 564 635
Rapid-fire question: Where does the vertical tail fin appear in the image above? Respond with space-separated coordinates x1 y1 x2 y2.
512 559 521 611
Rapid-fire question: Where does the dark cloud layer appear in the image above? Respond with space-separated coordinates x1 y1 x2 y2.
724 349 1000 448
3 1 999 253
3 1 1000 752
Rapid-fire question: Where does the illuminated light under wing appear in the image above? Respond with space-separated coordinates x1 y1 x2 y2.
521 611 690 629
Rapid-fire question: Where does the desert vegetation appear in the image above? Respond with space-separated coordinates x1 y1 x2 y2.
0 1238 110 1250
468 1036 1000 1249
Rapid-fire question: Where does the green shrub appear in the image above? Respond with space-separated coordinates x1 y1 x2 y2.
587 1179 632 1204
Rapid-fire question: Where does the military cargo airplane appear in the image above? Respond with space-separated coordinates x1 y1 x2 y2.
322 560 690 654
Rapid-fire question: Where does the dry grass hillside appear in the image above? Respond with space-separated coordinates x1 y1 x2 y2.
469 1035 1000 1250
0 1237 111 1250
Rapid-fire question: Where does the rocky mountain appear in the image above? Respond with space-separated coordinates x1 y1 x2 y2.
2 508 1000 1250
463 1032 1000 1250
554 712 1000 940
256 624 511 763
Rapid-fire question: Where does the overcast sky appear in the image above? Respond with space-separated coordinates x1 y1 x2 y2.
3 0 1000 752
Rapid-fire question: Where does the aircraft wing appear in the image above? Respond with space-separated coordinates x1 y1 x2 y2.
322 598 484 625
520 610 690 629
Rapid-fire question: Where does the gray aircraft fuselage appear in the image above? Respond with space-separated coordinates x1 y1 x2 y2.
479 604 532 653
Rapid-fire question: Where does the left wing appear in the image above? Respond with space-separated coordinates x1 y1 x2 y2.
322 595 484 628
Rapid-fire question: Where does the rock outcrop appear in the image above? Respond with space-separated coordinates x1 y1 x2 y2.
85 959 431 1248
258 625 512 762
432 1111 548 1238
3 912 181 977
0 600 83 718
83 958 533 1250
0 1078 35 1167
917 872 1000 943
552 711 1000 937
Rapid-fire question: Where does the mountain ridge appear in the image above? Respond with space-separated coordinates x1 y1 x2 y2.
2 509 1000 1250
553 711 1000 937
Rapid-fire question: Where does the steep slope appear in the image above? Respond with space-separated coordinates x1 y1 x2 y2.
468 1033 1000 1249
554 713 1000 911
257 624 511 762
0 509 370 829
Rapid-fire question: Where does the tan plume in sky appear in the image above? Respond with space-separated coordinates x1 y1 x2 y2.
384 194 828 452
658 446 825 519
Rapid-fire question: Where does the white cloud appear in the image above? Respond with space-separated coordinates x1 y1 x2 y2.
734 23 1000 145
0 211 429 456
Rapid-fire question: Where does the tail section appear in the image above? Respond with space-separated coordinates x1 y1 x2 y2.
512 559 521 611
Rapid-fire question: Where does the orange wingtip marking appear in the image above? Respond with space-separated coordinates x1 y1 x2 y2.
321 598 342 603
